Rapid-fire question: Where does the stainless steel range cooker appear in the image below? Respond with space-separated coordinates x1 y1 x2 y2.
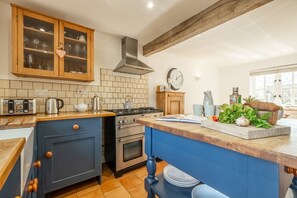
104 107 163 177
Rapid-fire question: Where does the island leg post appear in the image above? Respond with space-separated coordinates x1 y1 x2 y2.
145 155 158 198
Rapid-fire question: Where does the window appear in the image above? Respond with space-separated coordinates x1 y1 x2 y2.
250 66 297 107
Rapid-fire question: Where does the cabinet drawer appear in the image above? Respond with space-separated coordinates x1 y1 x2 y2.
38 118 102 136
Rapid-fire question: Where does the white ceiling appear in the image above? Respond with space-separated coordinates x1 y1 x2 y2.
1 0 297 68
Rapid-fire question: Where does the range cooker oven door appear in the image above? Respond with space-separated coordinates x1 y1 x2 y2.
116 133 146 171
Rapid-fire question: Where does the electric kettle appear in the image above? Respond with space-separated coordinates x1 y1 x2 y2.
45 97 64 114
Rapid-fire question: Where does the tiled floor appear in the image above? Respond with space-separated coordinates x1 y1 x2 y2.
50 161 168 198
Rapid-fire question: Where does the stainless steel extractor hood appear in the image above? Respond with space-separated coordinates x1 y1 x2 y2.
113 37 154 75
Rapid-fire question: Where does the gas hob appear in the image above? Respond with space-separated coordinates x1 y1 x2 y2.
106 107 163 116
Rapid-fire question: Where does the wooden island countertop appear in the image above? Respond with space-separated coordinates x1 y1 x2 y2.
137 117 297 170
0 111 115 129
0 138 25 190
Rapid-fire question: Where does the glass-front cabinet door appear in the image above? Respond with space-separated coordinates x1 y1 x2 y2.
59 22 94 81
12 5 94 82
15 9 59 77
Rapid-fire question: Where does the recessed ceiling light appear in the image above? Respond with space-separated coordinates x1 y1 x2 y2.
147 1 154 9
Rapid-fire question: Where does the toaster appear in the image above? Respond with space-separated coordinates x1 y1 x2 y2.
0 98 36 115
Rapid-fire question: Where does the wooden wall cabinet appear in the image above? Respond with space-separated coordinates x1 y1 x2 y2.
12 4 94 82
156 91 185 115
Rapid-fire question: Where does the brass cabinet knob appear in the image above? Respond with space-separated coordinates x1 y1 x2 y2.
27 184 33 192
15 196 21 198
28 178 38 192
32 183 38 192
73 124 80 130
34 160 41 168
45 151 53 159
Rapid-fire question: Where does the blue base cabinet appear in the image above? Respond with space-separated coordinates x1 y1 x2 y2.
0 158 21 198
37 118 102 197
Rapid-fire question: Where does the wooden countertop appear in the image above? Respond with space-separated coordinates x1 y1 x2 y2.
137 118 297 170
0 138 25 190
0 111 115 129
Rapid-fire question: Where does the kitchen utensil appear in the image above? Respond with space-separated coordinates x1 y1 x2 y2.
203 90 214 106
192 184 229 198
78 35 86 42
32 38 40 49
204 105 215 117
91 95 103 111
27 54 33 68
163 164 199 188
45 97 64 114
193 104 203 116
123 95 133 109
74 103 88 112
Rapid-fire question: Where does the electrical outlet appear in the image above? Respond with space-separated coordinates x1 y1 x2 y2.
77 89 88 95
35 89 48 97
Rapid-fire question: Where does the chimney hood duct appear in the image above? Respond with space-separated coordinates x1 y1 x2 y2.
113 37 154 75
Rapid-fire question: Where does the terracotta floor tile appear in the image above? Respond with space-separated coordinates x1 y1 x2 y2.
133 166 147 179
77 188 104 198
118 172 143 191
100 177 122 193
102 164 114 178
104 186 132 198
128 183 147 198
50 185 77 198
75 178 100 196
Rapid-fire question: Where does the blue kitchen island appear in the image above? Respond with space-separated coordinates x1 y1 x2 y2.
136 118 297 198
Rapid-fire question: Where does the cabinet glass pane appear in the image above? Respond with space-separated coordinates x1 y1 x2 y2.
64 27 87 74
23 16 54 71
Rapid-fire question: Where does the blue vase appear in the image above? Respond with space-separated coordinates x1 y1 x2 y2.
203 90 214 106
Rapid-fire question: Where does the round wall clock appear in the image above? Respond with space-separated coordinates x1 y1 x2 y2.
167 68 183 90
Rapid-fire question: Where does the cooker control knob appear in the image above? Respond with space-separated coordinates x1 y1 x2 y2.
119 120 124 124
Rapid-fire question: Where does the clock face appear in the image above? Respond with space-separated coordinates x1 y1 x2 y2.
167 68 183 90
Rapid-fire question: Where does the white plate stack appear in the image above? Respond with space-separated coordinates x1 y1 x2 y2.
163 164 200 188
191 184 229 198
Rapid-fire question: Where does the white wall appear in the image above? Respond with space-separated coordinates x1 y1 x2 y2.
139 52 220 113
0 1 220 113
219 54 297 104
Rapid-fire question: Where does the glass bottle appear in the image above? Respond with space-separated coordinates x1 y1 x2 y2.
230 87 241 104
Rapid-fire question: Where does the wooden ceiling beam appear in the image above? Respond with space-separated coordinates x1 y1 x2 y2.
143 0 273 57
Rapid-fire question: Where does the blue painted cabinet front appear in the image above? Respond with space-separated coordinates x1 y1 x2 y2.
37 118 102 197
0 158 21 198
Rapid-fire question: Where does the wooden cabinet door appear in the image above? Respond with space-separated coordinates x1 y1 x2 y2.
43 132 100 193
59 21 94 81
167 93 184 115
13 8 59 77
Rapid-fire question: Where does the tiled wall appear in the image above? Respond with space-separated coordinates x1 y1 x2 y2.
0 68 149 112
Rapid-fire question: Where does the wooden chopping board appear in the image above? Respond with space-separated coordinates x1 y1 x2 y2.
201 120 291 139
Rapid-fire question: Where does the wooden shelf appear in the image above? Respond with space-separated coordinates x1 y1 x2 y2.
65 54 87 61
65 36 86 44
151 173 194 198
24 47 54 55
24 26 54 36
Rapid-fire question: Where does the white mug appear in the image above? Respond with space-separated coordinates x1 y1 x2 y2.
193 104 203 116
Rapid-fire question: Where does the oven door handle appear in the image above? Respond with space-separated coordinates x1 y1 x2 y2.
118 134 144 142
118 123 141 129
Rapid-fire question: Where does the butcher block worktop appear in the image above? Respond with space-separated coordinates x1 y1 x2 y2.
0 111 115 129
137 118 297 170
0 138 25 190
